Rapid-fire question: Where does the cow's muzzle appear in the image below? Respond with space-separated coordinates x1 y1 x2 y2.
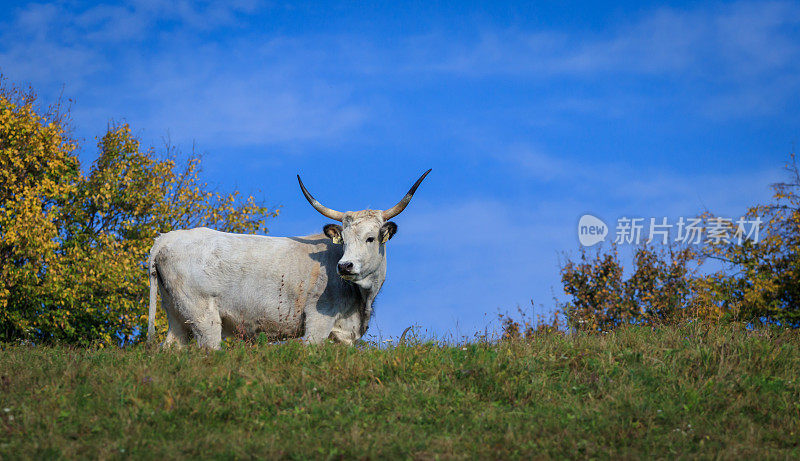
337 261 356 277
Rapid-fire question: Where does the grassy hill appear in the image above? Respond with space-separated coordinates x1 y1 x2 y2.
1 323 798 459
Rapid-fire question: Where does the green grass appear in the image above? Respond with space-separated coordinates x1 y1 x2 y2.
1 324 799 459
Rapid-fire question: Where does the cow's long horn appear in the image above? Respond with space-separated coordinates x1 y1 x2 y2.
382 169 432 220
297 175 345 222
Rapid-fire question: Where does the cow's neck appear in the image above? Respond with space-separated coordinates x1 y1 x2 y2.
350 261 386 335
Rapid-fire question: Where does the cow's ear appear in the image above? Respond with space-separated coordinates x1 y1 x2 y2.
323 224 343 244
379 221 397 244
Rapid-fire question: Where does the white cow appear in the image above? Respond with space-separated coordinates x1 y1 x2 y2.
146 170 430 348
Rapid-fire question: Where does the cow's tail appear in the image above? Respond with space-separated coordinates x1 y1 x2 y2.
147 236 163 343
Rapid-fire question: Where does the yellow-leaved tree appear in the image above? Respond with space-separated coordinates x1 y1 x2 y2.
0 82 278 346
698 155 800 326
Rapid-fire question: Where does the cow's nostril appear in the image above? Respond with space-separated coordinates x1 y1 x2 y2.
338 261 354 274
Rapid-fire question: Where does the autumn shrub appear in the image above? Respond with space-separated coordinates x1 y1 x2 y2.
558 244 704 331
0 82 278 346
498 302 565 341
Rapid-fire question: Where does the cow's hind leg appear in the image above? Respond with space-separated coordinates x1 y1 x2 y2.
188 299 223 350
161 291 189 349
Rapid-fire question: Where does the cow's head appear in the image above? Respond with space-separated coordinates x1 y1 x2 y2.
297 170 431 283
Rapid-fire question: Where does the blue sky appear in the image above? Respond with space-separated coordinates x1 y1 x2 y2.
2 1 799 339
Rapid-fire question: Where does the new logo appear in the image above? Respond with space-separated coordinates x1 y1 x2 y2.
578 214 608 247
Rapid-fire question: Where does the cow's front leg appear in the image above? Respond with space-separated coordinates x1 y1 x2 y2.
328 328 358 345
329 312 362 345
303 311 336 344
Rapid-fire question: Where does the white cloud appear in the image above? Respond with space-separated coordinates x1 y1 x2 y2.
115 51 368 146
2 0 797 145
507 145 780 217
0 1 366 147
503 144 568 182
417 1 800 79
404 2 800 120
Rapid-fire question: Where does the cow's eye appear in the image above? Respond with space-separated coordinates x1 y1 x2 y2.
366 237 375 243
